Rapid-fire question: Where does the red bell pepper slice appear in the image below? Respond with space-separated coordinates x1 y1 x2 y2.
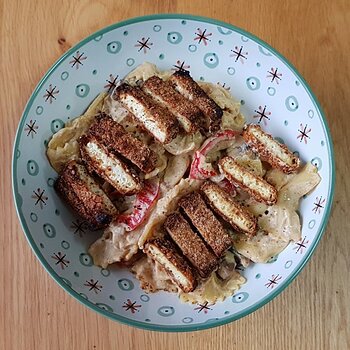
189 129 239 180
117 178 160 231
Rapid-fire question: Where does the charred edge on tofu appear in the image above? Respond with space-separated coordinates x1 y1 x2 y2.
242 124 300 174
54 161 117 230
178 191 233 257
113 83 179 143
164 212 218 278
88 113 157 173
170 70 223 133
143 75 203 133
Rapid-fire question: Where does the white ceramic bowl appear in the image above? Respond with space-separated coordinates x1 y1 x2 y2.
12 14 335 331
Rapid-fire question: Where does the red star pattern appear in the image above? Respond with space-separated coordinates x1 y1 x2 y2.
104 74 119 93
267 67 282 84
312 196 325 214
194 301 214 314
194 28 212 46
70 220 88 237
265 274 282 289
69 51 87 69
293 236 310 254
254 105 271 125
230 46 248 63
135 37 153 53
51 252 70 269
297 123 312 144
172 60 190 72
84 279 103 294
25 119 38 138
122 299 141 313
43 84 59 103
31 188 48 209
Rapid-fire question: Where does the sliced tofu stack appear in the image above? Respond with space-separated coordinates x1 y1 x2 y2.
143 76 203 133
114 84 179 143
54 160 118 229
170 70 223 133
88 114 157 173
79 135 142 195
164 213 218 278
242 124 300 174
201 181 258 236
219 156 277 205
144 237 197 293
179 192 232 257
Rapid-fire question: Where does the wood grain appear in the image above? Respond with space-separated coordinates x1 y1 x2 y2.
1 1 349 349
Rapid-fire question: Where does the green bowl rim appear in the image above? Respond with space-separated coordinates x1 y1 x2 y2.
12 13 335 332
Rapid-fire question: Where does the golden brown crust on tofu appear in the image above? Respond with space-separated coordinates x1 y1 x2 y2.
88 114 157 173
54 161 117 230
170 70 223 133
219 156 277 205
144 238 197 293
143 76 203 133
179 192 232 257
201 181 258 236
79 135 142 195
164 213 218 278
113 84 179 143
242 124 300 174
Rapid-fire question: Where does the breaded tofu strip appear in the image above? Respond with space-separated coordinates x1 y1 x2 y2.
79 135 142 195
219 156 277 205
164 213 218 278
114 84 179 143
170 70 223 133
201 181 258 236
88 114 157 173
144 238 197 293
242 124 300 174
179 192 232 257
54 161 117 230
143 76 203 133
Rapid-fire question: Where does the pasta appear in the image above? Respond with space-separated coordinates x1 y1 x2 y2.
46 62 321 305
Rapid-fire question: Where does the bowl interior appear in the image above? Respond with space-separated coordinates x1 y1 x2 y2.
12 14 334 331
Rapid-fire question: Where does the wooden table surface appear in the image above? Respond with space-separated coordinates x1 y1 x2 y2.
1 1 349 349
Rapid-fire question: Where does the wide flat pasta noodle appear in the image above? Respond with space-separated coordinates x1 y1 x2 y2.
88 222 141 268
260 163 320 242
164 131 204 155
138 178 203 248
199 82 240 116
199 82 244 131
131 256 178 293
258 206 301 242
226 137 265 177
162 153 190 189
102 95 129 123
144 143 168 179
124 62 171 85
278 162 321 210
265 168 295 191
233 163 321 261
232 229 289 263
179 270 246 304
221 112 245 131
